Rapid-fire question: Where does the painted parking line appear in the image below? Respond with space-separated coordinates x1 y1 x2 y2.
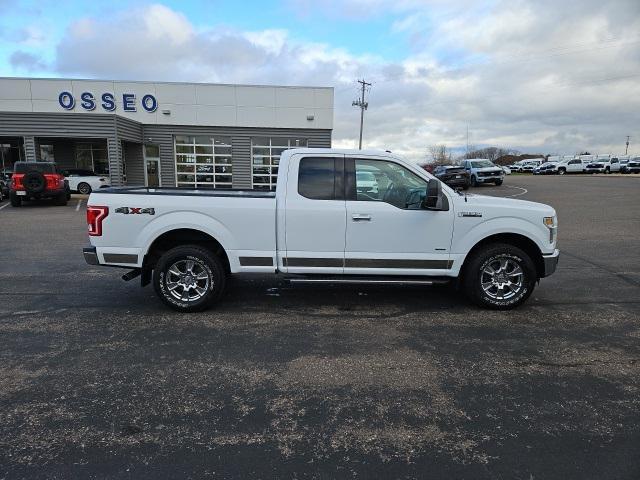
0 202 9 211
503 185 528 198
75 199 83 211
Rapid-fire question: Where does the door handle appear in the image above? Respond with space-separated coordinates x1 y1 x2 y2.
352 214 371 221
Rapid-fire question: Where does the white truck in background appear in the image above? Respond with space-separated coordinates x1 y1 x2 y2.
84 149 559 311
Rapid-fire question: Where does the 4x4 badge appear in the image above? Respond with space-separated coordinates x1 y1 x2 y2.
115 207 155 215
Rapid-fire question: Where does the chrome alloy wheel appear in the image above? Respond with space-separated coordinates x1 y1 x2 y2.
165 259 211 302
481 256 524 301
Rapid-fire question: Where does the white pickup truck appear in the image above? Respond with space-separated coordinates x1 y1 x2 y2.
83 149 559 311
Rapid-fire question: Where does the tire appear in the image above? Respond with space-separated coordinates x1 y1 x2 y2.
23 171 46 195
77 182 92 195
54 191 68 206
471 175 479 187
558 168 566 175
462 183 469 191
10 192 21 207
462 243 537 310
605 167 610 174
495 179 503 186
153 245 227 312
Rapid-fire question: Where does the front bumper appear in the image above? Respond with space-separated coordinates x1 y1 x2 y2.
477 175 503 182
83 246 99 265
541 249 559 277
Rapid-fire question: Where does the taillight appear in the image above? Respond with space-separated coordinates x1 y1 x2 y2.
12 174 23 190
87 205 109 236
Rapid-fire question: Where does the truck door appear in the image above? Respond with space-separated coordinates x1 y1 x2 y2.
344 157 454 276
283 154 346 274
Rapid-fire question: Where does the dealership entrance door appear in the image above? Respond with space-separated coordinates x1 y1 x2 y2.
144 145 160 187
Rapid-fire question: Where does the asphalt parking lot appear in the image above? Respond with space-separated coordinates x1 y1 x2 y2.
1 175 639 479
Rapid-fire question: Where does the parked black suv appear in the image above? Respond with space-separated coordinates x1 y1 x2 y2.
433 165 470 190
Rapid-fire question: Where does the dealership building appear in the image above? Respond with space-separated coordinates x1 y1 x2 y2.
0 77 333 189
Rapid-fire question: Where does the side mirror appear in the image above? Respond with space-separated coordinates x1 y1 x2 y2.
423 179 449 211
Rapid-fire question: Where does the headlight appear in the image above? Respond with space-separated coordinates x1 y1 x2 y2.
544 216 557 243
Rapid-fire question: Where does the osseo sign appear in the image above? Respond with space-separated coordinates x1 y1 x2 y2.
58 91 158 113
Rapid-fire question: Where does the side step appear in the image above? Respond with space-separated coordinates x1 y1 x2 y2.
284 275 451 286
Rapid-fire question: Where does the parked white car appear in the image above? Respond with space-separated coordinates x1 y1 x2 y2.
500 166 511 175
552 157 585 174
355 170 379 194
62 169 110 194
585 155 621 174
520 160 543 173
84 148 559 311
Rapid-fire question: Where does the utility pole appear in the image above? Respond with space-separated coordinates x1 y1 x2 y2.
352 79 371 150
466 124 469 157
625 136 630 155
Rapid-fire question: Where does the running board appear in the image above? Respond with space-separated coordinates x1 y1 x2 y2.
284 276 451 286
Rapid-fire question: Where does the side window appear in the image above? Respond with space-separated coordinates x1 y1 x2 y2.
353 159 428 209
298 157 335 200
569 160 579 165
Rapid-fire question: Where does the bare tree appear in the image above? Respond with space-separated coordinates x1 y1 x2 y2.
428 144 453 165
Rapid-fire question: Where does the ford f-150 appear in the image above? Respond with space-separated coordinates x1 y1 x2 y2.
83 149 559 311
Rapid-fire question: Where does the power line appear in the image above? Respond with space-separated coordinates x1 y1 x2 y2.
352 79 371 150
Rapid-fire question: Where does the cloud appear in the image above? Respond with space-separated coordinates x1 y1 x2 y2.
9 50 48 71
9 1 640 159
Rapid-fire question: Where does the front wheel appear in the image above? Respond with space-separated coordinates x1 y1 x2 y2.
494 179 503 186
462 243 537 309
153 245 227 312
471 175 479 187
558 168 566 175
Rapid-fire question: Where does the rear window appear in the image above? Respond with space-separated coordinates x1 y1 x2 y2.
14 163 57 174
298 157 335 200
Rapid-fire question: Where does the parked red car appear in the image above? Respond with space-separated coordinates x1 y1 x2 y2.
10 162 70 207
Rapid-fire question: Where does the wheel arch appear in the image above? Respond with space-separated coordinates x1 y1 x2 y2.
460 232 544 279
144 228 231 274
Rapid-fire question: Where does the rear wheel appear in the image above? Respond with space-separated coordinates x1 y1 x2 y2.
10 192 21 207
77 182 92 195
153 245 226 312
462 243 537 309
54 191 68 206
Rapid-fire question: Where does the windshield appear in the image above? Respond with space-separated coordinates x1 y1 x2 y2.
471 160 495 168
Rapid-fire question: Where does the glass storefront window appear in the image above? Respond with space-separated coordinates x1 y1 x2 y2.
75 142 109 174
251 137 308 190
174 135 233 189
40 145 54 162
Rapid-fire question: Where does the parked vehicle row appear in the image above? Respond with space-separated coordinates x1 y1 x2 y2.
508 155 640 175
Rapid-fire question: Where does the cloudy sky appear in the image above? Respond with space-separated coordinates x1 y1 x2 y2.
1 0 639 159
